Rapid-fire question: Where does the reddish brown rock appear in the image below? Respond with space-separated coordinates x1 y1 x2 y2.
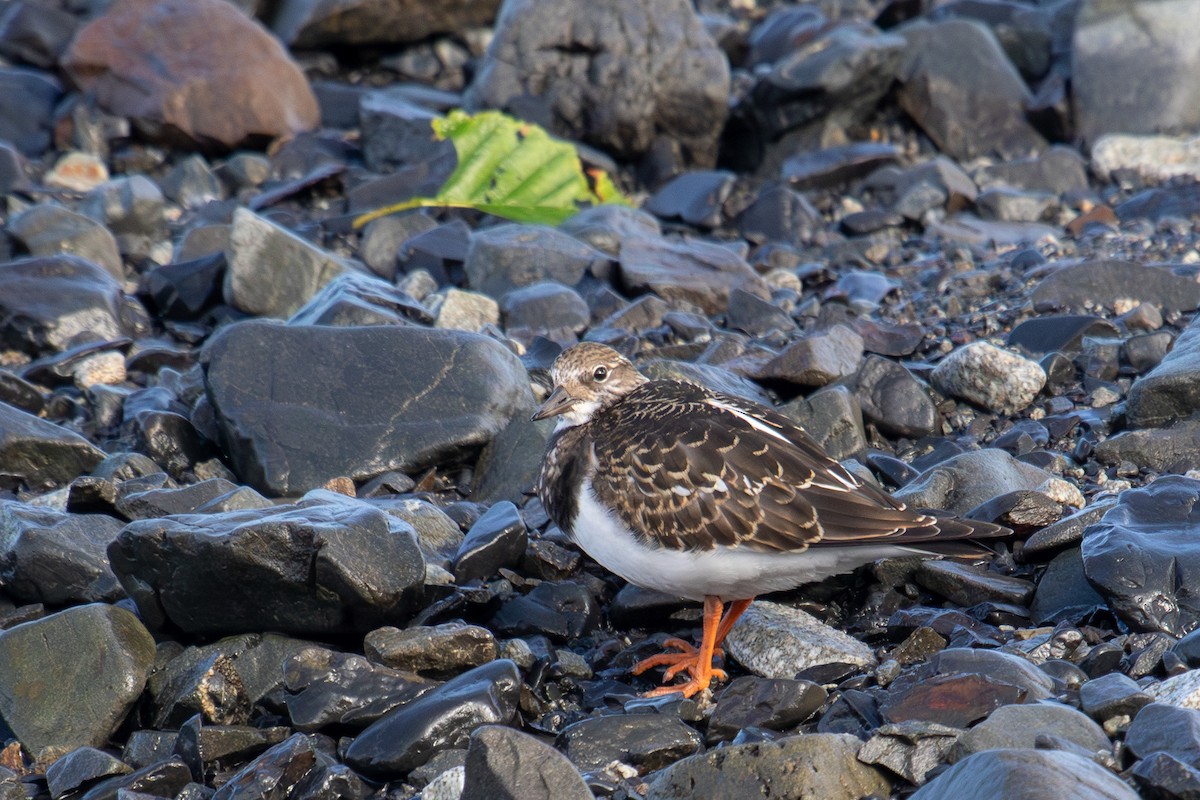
62 0 318 149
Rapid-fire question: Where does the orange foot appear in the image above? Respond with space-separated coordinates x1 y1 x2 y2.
629 597 752 699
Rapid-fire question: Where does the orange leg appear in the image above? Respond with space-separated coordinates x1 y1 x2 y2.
632 597 753 698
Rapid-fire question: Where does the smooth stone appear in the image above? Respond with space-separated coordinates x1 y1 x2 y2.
1093 419 1200 474
707 676 827 742
852 355 938 439
453 501 528 584
173 716 291 784
8 203 123 280
0 501 123 604
619 233 769 316
556 714 703 771
344 659 521 778
288 271 433 327
1029 547 1107 624
913 560 1035 607
725 601 877 680
754 324 863 387
78 757 192 800
909 748 1137 799
210 733 316 800
364 622 499 674
1127 318 1200 428
1080 672 1152 722
109 498 425 635
644 733 889 800
490 580 598 643
645 170 736 228
1126 703 1200 765
0 604 154 754
952 702 1110 759
1007 315 1121 356
45 747 132 799
1031 260 1200 316
461 725 591 800
894 449 1083 516
464 224 610 298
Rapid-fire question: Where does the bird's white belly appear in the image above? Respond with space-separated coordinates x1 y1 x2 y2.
571 487 917 602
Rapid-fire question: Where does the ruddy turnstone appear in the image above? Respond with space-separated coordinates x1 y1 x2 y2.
534 342 1008 698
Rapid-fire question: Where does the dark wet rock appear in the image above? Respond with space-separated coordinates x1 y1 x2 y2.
725 601 876 679
0 501 123 604
1093 420 1200 474
0 66 60 156
931 342 1045 413
208 733 315 800
1126 320 1200 429
0 402 106 490
913 561 1034 607
1082 476 1200 636
126 409 214 480
0 604 154 754
909 748 1136 799
1029 548 1106 624
123 730 179 770
63 0 318 148
365 622 498 674
115 479 258 519
0 254 150 356
174 716 291 786
467 0 729 167
79 757 193 800
895 449 1083 516
472 415 551 506
145 253 226 320
204 321 532 495
778 385 867 462
924 649 1054 701
461 725 591 800
1124 331 1173 373
358 88 452 173
781 143 901 191
1031 260 1200 315
1126 703 1200 766
1079 672 1152 724
274 0 500 47
726 288 796 338
858 721 960 785
150 650 250 728
491 580 598 642
0 369 43 415
283 646 433 730
1116 183 1200 223
464 224 610 299
619 234 768 315
377 498 464 567
223 208 357 319
882 671 1025 728
9 204 123 281
1022 502 1116 558
645 733 889 800
743 5 826 67
896 19 1045 160
754 324 863 387
109 499 425 635
1132 751 1200 799
852 355 937 439
1007 315 1121 356
973 146 1089 195
867 157 978 220
344 659 521 778
953 703 1109 759
707 676 826 742
646 170 736 228
453 501 528 583
1072 0 1200 146
558 714 703 772
46 746 132 799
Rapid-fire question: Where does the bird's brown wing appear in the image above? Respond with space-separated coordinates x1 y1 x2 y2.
588 382 970 554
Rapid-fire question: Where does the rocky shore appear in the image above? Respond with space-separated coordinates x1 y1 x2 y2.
3 0 1200 798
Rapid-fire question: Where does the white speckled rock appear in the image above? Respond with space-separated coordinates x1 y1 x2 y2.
931 341 1046 414
725 601 876 679
1147 668 1200 709
422 765 465 800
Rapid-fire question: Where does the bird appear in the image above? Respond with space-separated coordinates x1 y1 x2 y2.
533 341 1009 699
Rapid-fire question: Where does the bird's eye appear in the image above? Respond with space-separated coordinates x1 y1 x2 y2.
593 366 609 382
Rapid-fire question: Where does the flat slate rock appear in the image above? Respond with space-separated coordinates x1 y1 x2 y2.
0 401 106 489
909 747 1137 800
462 725 591 800
204 320 533 495
1126 317 1200 428
1030 260 1200 315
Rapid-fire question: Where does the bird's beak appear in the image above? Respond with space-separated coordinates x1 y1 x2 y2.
531 385 574 421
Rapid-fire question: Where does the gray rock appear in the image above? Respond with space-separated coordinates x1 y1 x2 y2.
708 676 827 742
462 725 591 800
1082 476 1200 635
853 355 937 439
973 146 1089 195
894 449 1083 516
210 733 316 800
283 645 433 730
1132 751 1200 799
161 153 224 209
464 224 611 298
150 649 249 728
557 714 703 771
0 254 151 355
0 501 123 604
78 174 166 260
1029 547 1107 624
914 560 1035 607
109 498 425 635
365 622 498 674
1080 672 1152 723
0 401 107 490
224 207 357 318
778 385 867 462
1072 0 1200 146
975 187 1055 222
896 19 1045 160
0 66 61 156
288 271 432 327
558 204 661 256
359 88 449 173
204 321 533 495
1031 260 1200 316
620 234 769 315
953 702 1110 760
8 203 123 280
1126 703 1200 766
932 342 1046 413
500 282 590 343
466 0 729 166
1094 419 1200 473
1092 133 1200 183
472 414 552 506
274 0 501 47
46 747 132 799
725 600 877 680
859 721 961 785
1126 317 1200 428
910 748 1137 799
645 733 889 800
755 324 864 387
0 604 154 755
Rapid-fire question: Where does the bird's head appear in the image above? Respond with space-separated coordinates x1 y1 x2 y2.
531 343 647 428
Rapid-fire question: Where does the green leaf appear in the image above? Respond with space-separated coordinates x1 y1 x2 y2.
353 110 630 228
